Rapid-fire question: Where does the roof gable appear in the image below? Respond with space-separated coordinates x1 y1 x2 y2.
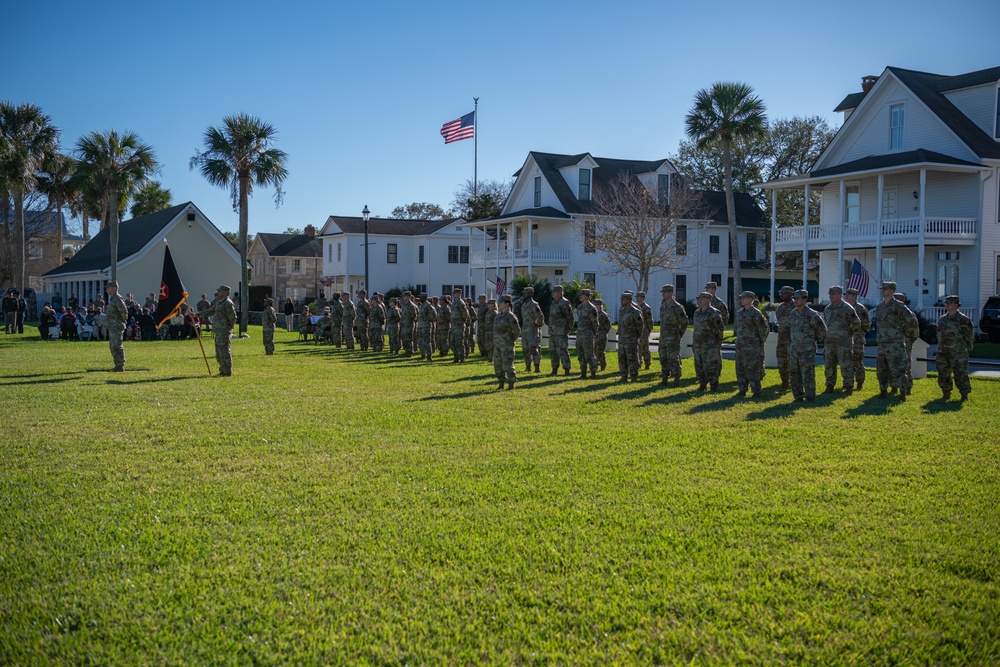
256 233 323 258
319 216 465 237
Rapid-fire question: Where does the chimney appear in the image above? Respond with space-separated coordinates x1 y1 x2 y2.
304 224 316 238
861 75 878 93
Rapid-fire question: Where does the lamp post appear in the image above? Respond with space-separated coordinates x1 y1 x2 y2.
362 205 370 293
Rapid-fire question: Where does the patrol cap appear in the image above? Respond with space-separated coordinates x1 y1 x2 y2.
579 288 591 297
793 289 809 298
845 287 860 295
593 299 604 306
738 290 756 300
780 285 794 294
106 281 119 289
893 293 906 302
487 298 496 304
944 294 961 305
453 287 463 293
419 292 428 298
636 291 646 298
880 281 896 291
620 292 633 300
217 284 231 292
551 285 563 292
828 285 843 294
499 294 512 303
660 284 674 292
705 281 718 289
523 286 534 293
372 291 380 297
402 290 412 296
696 291 712 300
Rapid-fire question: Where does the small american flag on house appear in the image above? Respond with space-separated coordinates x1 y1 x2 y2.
440 111 475 144
494 274 506 296
847 259 872 298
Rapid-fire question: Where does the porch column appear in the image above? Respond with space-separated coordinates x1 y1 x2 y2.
467 226 473 295
527 220 533 278
496 221 501 296
917 168 926 310
510 222 515 282
838 179 846 287
876 174 884 289
769 189 776 302
482 224 487 297
802 184 810 290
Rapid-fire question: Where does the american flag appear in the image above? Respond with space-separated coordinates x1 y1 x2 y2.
494 274 506 296
847 259 872 298
440 111 475 144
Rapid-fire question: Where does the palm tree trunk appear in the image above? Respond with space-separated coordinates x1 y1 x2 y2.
82 212 89 240
239 174 250 335
14 189 25 289
56 196 64 266
723 139 742 308
109 186 119 283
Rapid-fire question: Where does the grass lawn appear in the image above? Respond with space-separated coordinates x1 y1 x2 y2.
1 328 998 665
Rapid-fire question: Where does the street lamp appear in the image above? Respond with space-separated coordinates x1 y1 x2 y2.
362 205 370 293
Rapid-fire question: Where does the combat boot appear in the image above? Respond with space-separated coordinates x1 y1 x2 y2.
563 368 571 376
111 366 124 372
857 381 864 391
617 376 629 384
698 383 707 391
824 385 835 395
844 386 853 396
751 392 761 399
879 389 888 398
534 364 540 373
960 392 969 401
550 367 558 376
599 361 606 370
644 361 650 370
579 371 587 379
781 380 790 389
507 381 515 390
498 378 505 390
710 382 718 392
590 370 597 379
941 390 951 400
673 378 680 387
899 391 907 403
736 389 746 397
660 377 669 385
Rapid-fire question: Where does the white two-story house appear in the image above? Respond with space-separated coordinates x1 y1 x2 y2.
461 151 781 310
760 65 1000 324
318 215 483 298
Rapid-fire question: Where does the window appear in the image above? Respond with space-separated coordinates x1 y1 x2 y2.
746 233 757 262
936 251 960 261
889 104 904 150
584 220 596 253
579 168 591 201
675 274 687 303
881 188 897 219
534 176 542 207
676 225 687 255
881 256 896 282
460 246 469 264
583 272 596 287
448 246 459 263
709 235 720 254
418 245 425 263
937 262 959 300
386 243 397 264
290 259 302 274
846 182 861 222
28 240 42 260
515 225 523 250
337 242 342 262
442 285 476 298
415 284 427 295
711 273 722 288
658 173 670 206
327 243 333 261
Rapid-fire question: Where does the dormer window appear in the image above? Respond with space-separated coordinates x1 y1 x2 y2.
579 168 591 201
889 104 905 150
534 176 542 207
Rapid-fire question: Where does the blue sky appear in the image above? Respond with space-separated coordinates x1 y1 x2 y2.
6 0 999 236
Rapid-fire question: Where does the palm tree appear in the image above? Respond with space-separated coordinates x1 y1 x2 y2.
37 152 78 265
0 101 60 289
73 130 158 282
190 113 288 334
685 82 767 300
129 180 172 218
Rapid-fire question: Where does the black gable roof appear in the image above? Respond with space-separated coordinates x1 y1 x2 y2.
327 216 460 236
257 233 323 258
811 149 983 179
692 191 766 228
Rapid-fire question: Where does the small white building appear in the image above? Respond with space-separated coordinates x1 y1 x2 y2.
318 215 483 297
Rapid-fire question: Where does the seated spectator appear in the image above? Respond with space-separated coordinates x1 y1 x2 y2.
139 308 156 341
60 308 78 340
184 309 199 339
94 309 107 341
38 305 58 340
168 312 184 339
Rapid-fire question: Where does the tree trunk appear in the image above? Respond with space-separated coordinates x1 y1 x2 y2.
109 186 119 283
239 173 250 335
14 189 25 289
723 139 742 310
82 212 89 240
56 196 64 265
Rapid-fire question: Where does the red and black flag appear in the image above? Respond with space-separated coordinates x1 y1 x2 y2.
154 244 188 328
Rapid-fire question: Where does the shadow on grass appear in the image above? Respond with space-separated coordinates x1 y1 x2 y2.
920 397 966 414
417 387 497 400
0 373 84 386
106 375 192 385
841 394 902 418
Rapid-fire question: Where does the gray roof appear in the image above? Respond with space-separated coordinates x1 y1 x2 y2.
325 216 461 236
43 203 189 277
21 209 86 241
256 232 323 258
811 149 984 178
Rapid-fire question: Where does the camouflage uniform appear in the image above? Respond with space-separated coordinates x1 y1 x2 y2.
822 295 864 392
465 299 476 354
400 296 418 356
386 301 401 354
595 302 612 371
692 300 724 388
435 299 450 356
199 291 238 375
107 289 128 370
262 303 277 354
575 294 599 377
330 297 344 347
873 292 912 396
771 290 796 388
418 298 437 359
900 299 919 394
483 302 497 361
637 296 654 369
709 291 729 325
355 295 370 351
846 294 870 390
315 313 333 342
548 291 575 373
493 302 520 388
735 298 768 396
658 290 688 384
476 300 488 356
788 295 826 401
519 291 544 372
450 296 471 362
616 297 644 382
935 304 974 399
368 298 386 352
341 297 356 349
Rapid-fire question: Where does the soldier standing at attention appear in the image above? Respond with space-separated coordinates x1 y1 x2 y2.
636 291 654 370
822 285 863 395
894 292 920 397
330 293 344 347
788 289 826 402
575 289 599 379
519 286 544 372
483 298 497 362
464 298 476 355
766 286 796 389
735 290 768 398
450 288 471 362
196 285 238 376
368 292 386 352
386 297 401 354
262 297 277 355
493 294 520 389
872 282 910 400
105 281 128 372
400 291 418 357
692 291 724 391
657 284 688 386
594 299 612 371
435 295 450 357
340 291 356 350
476 295 488 356
616 292 644 383
844 288 870 391
935 295 974 401
418 292 436 360
355 289 370 351
548 284 574 376
705 281 730 325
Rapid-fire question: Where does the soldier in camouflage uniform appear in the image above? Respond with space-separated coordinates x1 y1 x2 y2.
483 298 497 361
595 299 612 371
314 308 333 343
330 294 344 347
450 288 471 362
766 285 796 389
386 297 401 354
434 296 450 356
616 292 644 383
493 294 520 389
844 288 870 390
788 289 826 402
872 282 910 400
262 297 277 354
196 284 238 376
636 291 654 370
735 290 768 398
894 292 920 396
476 295 488 356
400 291 418 357
464 298 476 354
548 285 574 375
658 284 688 386
935 295 974 401
822 285 864 394
105 281 128 371
340 292 356 350
368 293 386 352
354 289 370 351
418 293 437 360
692 291 724 391
575 289 599 379
519 286 544 372
705 281 730 325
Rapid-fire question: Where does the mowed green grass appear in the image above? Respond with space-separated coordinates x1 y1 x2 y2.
1 328 998 665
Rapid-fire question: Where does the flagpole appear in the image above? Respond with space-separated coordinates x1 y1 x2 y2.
187 298 213 376
473 97 478 198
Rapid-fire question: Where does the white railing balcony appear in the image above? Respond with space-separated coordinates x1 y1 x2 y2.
471 247 571 268
773 216 978 251
918 306 977 324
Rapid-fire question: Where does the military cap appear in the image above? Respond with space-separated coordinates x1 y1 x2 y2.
593 299 604 306
579 288 591 297
623 290 634 295
793 289 809 298
551 284 563 292
620 292 633 300
661 284 674 292
487 298 496 304
636 291 646 298
780 285 794 293
523 286 534 293
944 295 961 305
499 294 512 303
217 284 231 292
893 293 906 302
106 280 119 289
696 291 712 300
402 290 412 296
705 281 718 289
419 292 428 298
453 286 463 293
845 287 860 295
828 285 843 294
266 298 274 306
880 281 896 291
372 291 380 297
738 290 756 300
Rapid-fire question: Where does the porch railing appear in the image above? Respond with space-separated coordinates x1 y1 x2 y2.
471 248 571 265
918 306 978 324
774 216 978 245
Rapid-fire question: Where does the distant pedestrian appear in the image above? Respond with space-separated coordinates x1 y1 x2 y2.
616 292 643 383
283 296 295 333
483 299 497 362
594 299 612 371
766 286 796 389
636 291 654 370
873 282 910 400
519 287 543 372
705 281 729 325
195 285 238 376
341 292 356 350
450 288 471 362
400 291 418 356
355 289 370 351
